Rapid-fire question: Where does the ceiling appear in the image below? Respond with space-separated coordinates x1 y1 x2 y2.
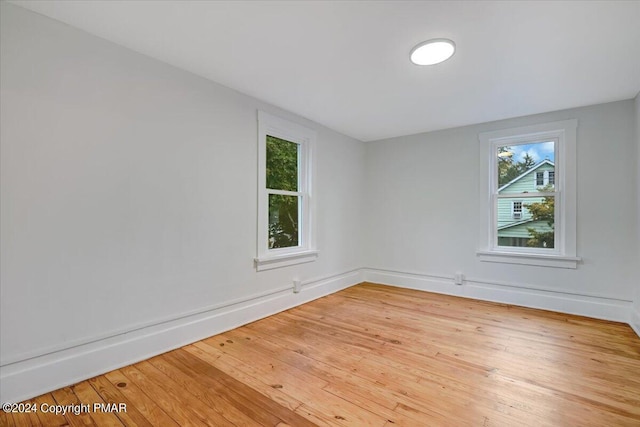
11 1 640 142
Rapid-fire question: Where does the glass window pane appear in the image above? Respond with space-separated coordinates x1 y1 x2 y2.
497 141 555 191
497 195 555 249
266 135 298 191
269 194 299 249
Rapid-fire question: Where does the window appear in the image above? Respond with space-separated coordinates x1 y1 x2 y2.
267 135 300 249
512 201 522 219
255 111 317 271
478 120 580 268
535 170 554 187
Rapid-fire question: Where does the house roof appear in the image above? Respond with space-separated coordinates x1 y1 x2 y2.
497 218 533 231
498 159 554 192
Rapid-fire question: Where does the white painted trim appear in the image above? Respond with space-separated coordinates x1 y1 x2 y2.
476 250 581 269
630 307 640 339
362 268 631 323
254 250 319 271
256 111 317 269
0 284 284 366
0 269 362 404
478 119 578 266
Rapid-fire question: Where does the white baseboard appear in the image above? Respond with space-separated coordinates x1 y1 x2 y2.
2 266 636 404
0 269 362 404
631 307 640 339
362 268 633 323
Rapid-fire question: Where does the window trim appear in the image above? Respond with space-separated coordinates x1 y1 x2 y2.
477 119 580 269
255 111 317 271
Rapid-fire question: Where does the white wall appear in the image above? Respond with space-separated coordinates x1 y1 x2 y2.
633 93 640 336
0 3 365 401
364 100 639 320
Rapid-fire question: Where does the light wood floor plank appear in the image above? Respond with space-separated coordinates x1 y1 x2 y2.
33 394 68 427
0 410 13 427
70 382 123 427
169 348 318 427
130 361 234 427
184 342 305 412
196 338 386 426
146 353 262 427
103 370 179 427
158 350 275 426
8 282 640 426
5 409 36 427
50 387 96 427
87 376 153 427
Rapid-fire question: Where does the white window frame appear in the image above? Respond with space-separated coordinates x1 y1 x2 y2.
477 119 580 269
255 111 317 271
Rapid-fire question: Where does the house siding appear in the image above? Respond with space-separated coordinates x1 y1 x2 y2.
499 163 555 195
497 162 554 241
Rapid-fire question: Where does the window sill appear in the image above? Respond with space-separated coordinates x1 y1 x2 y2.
477 250 581 269
254 250 318 271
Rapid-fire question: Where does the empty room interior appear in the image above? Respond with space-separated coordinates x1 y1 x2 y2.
1 1 640 426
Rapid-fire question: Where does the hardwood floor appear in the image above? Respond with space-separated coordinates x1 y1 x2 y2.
3 283 640 426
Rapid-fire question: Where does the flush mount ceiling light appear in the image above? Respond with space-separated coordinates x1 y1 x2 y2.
410 39 456 65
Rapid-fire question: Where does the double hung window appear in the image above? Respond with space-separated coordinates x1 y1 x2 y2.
255 111 317 271
478 120 580 268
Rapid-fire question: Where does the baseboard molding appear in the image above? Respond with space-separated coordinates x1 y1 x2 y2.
631 307 640 339
2 266 636 403
362 268 633 323
0 269 362 404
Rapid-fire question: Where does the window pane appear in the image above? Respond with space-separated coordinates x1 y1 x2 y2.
497 195 555 248
497 141 555 190
266 135 298 191
269 194 299 248
512 201 523 219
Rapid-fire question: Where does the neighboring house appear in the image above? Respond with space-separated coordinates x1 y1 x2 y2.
497 160 554 247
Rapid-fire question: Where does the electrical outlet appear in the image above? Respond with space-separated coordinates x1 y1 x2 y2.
454 272 464 285
293 279 302 293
